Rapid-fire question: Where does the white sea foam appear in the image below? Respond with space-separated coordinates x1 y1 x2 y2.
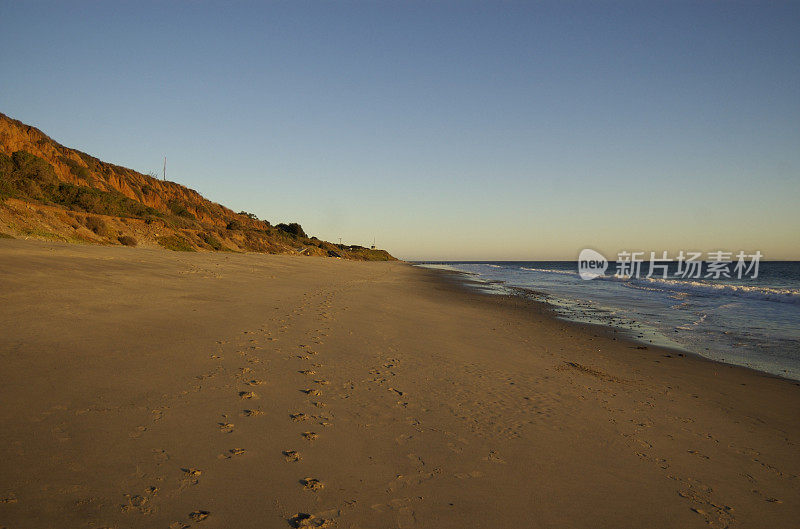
620 277 800 305
514 266 800 305
519 267 577 276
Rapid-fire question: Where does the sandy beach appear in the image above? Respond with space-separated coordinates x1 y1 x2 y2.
0 240 798 529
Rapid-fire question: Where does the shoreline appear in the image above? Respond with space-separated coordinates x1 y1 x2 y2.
1 240 798 528
416 263 800 388
419 262 800 384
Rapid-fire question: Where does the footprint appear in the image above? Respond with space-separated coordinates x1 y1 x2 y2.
290 413 310 422
288 513 333 528
302 432 319 442
218 422 234 433
239 391 257 399
301 478 324 491
245 379 265 386
181 468 202 486
302 389 322 396
242 409 263 417
486 450 506 464
395 433 414 445
314 380 330 386
299 370 316 376
222 448 246 459
129 425 148 439
121 487 158 514
189 510 210 522
283 450 302 462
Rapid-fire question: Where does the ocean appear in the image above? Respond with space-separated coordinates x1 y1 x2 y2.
415 261 800 381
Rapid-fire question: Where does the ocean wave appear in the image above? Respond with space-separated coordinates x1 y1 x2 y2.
512 266 800 305
519 267 577 276
600 275 800 305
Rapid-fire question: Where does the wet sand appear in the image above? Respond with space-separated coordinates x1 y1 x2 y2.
0 239 798 528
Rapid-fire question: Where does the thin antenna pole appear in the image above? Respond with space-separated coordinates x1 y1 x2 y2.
162 156 166 181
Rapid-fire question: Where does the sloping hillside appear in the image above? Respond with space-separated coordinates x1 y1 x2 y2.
0 113 393 260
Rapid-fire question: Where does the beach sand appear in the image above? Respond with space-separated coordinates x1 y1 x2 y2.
1 240 798 528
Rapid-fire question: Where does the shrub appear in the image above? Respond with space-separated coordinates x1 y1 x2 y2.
11 151 59 184
84 216 109 237
167 200 195 219
157 235 195 252
21 227 62 240
118 235 137 246
200 232 222 250
0 232 14 239
58 156 91 180
226 219 243 230
238 211 259 220
0 150 59 199
51 183 159 218
0 151 161 218
276 222 307 238
0 153 11 198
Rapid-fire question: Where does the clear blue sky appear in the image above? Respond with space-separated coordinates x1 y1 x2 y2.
2 1 798 260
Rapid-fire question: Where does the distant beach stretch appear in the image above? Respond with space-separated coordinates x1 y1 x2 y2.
1 240 798 528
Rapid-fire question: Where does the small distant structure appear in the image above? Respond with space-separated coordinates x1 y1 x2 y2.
370 236 376 250
162 156 166 181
